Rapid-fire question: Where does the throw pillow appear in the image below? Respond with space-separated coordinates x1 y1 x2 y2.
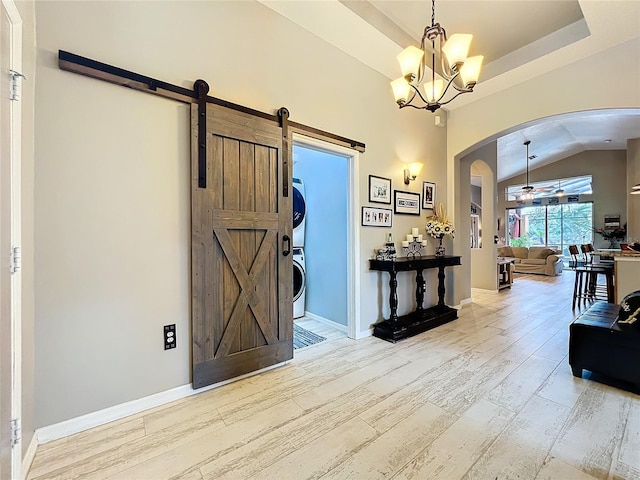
539 248 556 259
617 290 640 329
511 247 528 259
527 247 556 259
498 246 513 257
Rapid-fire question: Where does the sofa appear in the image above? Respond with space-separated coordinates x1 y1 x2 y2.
497 246 563 276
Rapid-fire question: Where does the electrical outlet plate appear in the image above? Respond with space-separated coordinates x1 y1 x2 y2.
164 324 176 350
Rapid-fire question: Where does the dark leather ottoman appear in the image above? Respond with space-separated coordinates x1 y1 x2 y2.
569 301 640 391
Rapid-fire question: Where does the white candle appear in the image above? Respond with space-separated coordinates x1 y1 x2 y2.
401 240 409 247
417 234 423 242
407 234 413 242
422 240 427 246
411 228 419 236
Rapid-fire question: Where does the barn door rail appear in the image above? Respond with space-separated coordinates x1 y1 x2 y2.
57 50 366 153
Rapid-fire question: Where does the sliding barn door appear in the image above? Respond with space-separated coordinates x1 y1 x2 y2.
191 103 293 389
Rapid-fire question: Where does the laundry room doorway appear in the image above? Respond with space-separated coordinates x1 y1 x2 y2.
292 135 360 344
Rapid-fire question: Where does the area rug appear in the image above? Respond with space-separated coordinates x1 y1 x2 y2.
293 324 327 349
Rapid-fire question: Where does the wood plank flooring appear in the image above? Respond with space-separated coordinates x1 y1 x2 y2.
28 272 640 480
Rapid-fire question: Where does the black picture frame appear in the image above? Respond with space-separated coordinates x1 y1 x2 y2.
422 181 436 210
368 175 392 204
362 206 393 227
394 190 421 215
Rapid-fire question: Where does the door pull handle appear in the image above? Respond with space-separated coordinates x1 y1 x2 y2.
282 235 291 256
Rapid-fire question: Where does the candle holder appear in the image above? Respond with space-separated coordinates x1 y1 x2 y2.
403 235 425 258
375 243 397 261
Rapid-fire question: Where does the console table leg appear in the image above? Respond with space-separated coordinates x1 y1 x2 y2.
437 266 446 306
389 271 398 322
416 269 425 313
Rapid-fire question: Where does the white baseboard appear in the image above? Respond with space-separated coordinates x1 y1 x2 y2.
36 361 288 445
22 434 38 480
355 329 373 340
470 288 499 295
303 311 348 332
455 297 473 308
354 327 373 340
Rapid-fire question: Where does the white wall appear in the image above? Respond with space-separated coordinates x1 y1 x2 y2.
34 1 445 426
293 146 348 326
628 139 640 239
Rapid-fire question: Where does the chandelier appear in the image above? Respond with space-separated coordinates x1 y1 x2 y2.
390 0 484 112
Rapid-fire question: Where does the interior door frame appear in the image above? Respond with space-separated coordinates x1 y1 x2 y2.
1 0 23 477
291 133 361 340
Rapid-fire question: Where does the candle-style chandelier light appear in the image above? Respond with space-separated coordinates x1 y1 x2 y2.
390 0 484 112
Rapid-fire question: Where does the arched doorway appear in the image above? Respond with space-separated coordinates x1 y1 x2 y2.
470 159 497 290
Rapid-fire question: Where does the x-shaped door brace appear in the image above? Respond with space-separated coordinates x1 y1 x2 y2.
213 228 278 357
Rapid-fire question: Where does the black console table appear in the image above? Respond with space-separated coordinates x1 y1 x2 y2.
369 255 461 342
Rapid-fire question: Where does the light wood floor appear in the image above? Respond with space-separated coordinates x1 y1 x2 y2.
28 272 640 480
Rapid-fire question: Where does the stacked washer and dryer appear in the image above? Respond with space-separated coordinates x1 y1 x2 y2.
292 178 307 318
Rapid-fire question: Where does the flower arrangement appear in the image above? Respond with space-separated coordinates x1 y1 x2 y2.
425 203 455 239
594 226 626 240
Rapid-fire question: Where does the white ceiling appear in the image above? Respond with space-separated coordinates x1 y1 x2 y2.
497 109 640 181
260 0 640 181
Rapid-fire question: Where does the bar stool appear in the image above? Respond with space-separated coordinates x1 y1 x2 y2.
579 244 614 303
570 245 592 309
570 245 614 309
568 244 583 269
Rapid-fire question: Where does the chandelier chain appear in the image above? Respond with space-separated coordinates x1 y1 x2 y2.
431 0 436 27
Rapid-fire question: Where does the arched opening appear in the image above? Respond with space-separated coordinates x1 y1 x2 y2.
470 159 497 290
451 108 640 304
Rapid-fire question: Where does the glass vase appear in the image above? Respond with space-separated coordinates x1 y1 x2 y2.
435 237 445 257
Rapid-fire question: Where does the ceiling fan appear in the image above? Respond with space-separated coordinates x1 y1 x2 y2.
512 141 583 198
532 180 565 195
520 140 536 199
497 141 593 200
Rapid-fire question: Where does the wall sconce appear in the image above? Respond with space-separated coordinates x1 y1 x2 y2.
631 183 640 195
403 162 423 185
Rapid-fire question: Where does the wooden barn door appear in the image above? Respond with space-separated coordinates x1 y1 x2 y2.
191 102 293 389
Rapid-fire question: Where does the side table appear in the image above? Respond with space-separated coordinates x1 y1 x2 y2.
497 257 516 290
369 255 461 342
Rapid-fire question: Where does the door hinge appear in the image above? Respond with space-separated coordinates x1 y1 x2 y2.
9 70 26 102
10 246 20 274
10 419 20 447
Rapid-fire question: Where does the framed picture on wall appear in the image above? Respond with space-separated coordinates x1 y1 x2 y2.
394 190 421 215
369 175 392 204
422 181 436 209
362 206 392 227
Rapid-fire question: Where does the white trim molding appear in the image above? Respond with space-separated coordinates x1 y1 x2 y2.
456 297 473 308
303 311 348 333
470 288 499 295
36 361 287 444
21 434 37 480
291 133 361 341
354 327 374 340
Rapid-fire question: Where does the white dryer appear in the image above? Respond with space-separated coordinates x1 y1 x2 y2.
293 247 306 319
293 177 306 247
